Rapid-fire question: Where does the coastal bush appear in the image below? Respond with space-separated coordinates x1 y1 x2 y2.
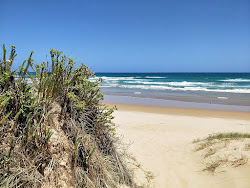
0 44 135 187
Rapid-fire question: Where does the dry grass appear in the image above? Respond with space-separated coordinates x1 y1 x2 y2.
193 132 250 174
203 159 228 174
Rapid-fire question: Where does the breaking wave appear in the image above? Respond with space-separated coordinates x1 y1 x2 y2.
220 78 250 82
118 85 250 93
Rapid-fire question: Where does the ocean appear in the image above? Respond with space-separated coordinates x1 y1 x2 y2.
91 73 250 110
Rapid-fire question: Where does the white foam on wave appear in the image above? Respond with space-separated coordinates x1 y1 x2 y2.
117 84 250 93
179 87 250 94
167 81 210 86
123 80 211 87
120 85 171 90
124 80 172 85
124 80 154 84
101 86 112 88
97 76 250 93
220 78 250 82
218 97 228 99
145 76 166 78
102 83 119 88
134 92 142 94
101 76 135 81
89 77 100 82
107 80 119 83
216 83 235 87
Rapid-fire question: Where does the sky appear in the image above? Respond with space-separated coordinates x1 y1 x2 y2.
1 0 249 72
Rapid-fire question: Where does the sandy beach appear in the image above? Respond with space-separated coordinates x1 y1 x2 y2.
107 103 250 188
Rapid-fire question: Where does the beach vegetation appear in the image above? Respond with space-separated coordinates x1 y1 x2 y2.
193 132 250 174
206 132 250 141
0 44 137 187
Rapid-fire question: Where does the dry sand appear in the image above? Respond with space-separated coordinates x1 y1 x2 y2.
108 103 250 188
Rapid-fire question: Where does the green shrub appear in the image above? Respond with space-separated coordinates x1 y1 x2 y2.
0 44 135 187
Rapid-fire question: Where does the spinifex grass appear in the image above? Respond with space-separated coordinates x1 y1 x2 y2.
0 44 136 187
206 133 250 141
193 132 250 174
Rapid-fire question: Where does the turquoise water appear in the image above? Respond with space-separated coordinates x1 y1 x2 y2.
94 73 250 93
92 73 250 106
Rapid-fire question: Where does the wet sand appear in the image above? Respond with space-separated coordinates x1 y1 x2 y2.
103 95 250 112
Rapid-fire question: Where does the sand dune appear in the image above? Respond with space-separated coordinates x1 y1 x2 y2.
110 104 250 188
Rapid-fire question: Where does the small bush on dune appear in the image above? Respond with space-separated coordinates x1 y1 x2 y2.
0 44 136 187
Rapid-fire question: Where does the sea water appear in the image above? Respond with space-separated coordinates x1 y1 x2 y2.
91 73 250 109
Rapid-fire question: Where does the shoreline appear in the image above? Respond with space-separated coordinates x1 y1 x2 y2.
105 102 250 120
103 94 250 112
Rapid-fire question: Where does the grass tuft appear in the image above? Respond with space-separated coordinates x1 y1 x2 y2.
193 132 250 174
206 133 250 141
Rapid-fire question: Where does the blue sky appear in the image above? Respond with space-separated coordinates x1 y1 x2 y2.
1 0 249 72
